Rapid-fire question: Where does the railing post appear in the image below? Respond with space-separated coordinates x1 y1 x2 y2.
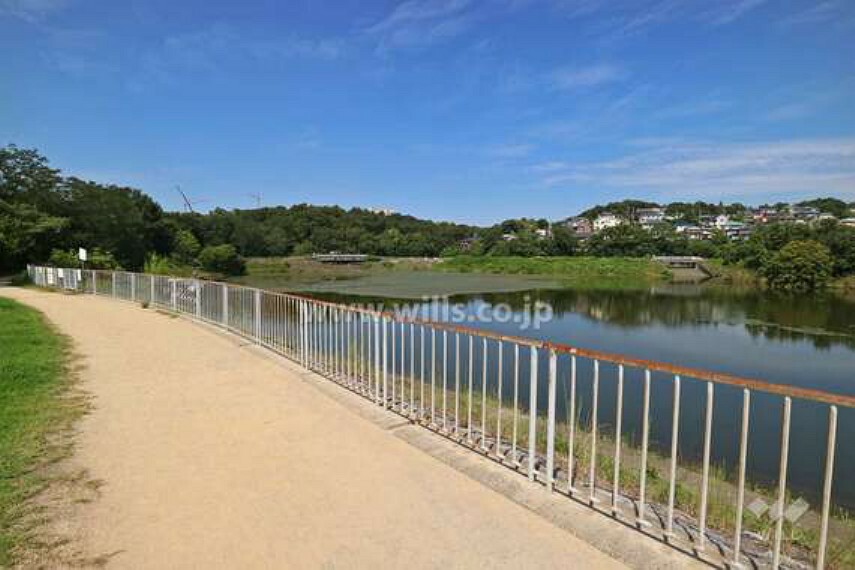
222 283 228 327
254 289 261 342
131 273 136 301
528 346 538 482
111 272 116 297
91 270 96 294
195 280 202 320
374 316 381 405
382 317 389 407
545 349 557 492
150 275 155 305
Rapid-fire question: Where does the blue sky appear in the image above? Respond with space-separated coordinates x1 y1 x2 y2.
2 0 854 224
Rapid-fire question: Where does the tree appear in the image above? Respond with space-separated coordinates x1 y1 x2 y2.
172 229 201 265
198 244 246 276
761 240 833 292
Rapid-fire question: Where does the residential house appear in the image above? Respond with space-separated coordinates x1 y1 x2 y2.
752 208 781 224
683 226 713 241
789 205 819 220
636 207 666 227
565 217 594 238
593 212 623 232
840 218 855 228
535 227 551 239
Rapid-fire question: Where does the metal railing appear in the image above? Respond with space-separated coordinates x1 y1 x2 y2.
27 265 854 569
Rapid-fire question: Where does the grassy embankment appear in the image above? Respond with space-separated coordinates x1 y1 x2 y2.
435 256 670 288
0 297 86 566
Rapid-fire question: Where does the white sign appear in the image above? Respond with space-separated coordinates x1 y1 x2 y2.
78 247 88 261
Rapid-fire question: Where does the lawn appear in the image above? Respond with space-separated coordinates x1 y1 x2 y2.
0 297 83 566
434 256 670 288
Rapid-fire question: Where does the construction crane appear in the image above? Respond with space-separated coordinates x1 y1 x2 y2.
176 185 208 213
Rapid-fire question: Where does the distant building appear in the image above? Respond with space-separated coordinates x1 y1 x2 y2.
789 205 819 220
713 214 731 229
593 212 623 232
636 207 666 227
721 222 751 241
369 207 396 216
752 208 781 224
534 227 551 239
458 237 478 251
840 218 855 228
502 233 518 242
683 227 713 241
565 216 594 238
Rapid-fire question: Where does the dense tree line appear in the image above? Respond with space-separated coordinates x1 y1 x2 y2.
0 145 475 273
1 145 172 271
166 205 475 259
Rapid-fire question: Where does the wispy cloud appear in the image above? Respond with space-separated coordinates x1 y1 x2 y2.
551 63 626 89
777 1 852 28
130 24 344 87
703 0 767 26
537 138 855 199
365 0 474 51
0 0 65 22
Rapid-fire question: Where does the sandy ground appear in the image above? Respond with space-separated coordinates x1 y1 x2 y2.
2 287 625 570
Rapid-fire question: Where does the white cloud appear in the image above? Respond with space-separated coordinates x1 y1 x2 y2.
538 138 855 199
551 63 625 89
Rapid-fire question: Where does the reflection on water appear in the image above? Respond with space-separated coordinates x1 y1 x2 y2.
314 282 855 508
474 285 855 351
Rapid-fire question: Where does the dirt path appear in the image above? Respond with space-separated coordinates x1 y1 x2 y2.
2 287 625 569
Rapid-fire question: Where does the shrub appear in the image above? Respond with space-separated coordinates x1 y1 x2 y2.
761 240 833 292
198 244 246 276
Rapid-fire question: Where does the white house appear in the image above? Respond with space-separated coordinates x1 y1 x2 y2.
636 207 665 226
594 212 623 232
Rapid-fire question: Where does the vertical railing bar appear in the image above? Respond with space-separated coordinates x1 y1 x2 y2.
382 317 389 407
442 330 448 432
637 369 651 524
732 388 751 565
512 344 520 466
817 405 838 570
467 335 474 443
496 341 504 459
772 397 792 569
455 332 460 435
410 323 415 416
481 337 488 451
420 325 425 421
698 381 715 552
612 365 624 513
589 360 599 505
567 355 577 493
527 346 538 481
666 375 681 538
546 349 557 492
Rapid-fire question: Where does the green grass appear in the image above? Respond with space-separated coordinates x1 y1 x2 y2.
435 256 670 288
0 297 85 566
